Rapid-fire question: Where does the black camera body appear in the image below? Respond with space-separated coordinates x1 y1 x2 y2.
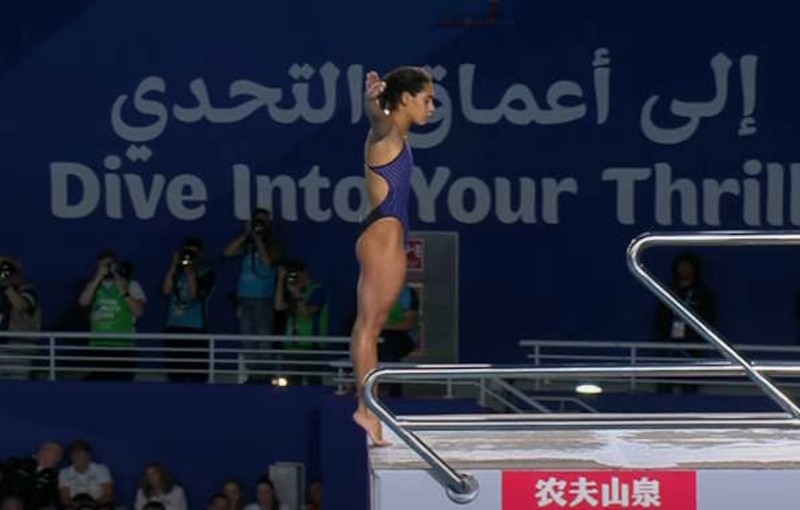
108 261 133 280
179 247 196 267
0 261 14 284
251 219 268 235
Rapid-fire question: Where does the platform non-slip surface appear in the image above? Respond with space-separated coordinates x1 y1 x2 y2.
370 426 800 470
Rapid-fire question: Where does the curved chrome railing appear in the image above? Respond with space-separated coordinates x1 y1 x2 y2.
363 230 800 504
626 230 800 417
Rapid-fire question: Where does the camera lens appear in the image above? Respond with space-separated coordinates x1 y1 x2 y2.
252 220 267 233
0 261 13 281
179 248 195 266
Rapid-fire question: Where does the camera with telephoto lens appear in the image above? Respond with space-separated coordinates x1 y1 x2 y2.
178 247 196 267
282 259 304 290
251 219 268 234
110 261 133 279
0 261 14 284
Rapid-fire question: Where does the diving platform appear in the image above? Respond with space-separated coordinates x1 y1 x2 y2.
370 425 800 509
365 231 800 509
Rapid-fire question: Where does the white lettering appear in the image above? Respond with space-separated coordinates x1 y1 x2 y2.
50 162 100 219
767 162 784 226
743 158 762 226
601 167 652 225
165 174 207 220
655 162 698 226
542 177 578 224
123 174 165 219
299 166 332 221
535 477 568 507
256 174 299 221
411 166 451 223
631 477 661 507
604 159 800 227
702 178 740 226
495 177 536 224
232 164 252 220
568 477 599 507
50 162 207 220
111 76 169 143
448 177 492 224
601 477 630 506
332 175 367 222
104 171 123 219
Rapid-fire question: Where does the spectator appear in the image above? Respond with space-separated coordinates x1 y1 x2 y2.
304 480 321 510
653 253 716 394
78 249 147 381
162 237 215 383
221 479 245 510
275 260 329 385
0 442 63 510
0 256 41 380
377 283 421 397
224 208 281 382
0 496 24 510
57 439 114 510
244 477 289 510
206 493 229 510
134 463 187 510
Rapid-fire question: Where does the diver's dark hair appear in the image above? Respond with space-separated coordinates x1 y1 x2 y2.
378 66 432 112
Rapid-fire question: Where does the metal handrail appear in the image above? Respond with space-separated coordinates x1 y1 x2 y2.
363 363 800 503
518 339 800 353
363 230 800 504
627 231 800 417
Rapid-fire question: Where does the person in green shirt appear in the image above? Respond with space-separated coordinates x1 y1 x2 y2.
78 249 147 381
377 283 420 397
275 259 328 385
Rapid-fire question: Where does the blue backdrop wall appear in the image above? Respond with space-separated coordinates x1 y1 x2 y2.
0 381 487 510
0 382 328 508
2 1 800 363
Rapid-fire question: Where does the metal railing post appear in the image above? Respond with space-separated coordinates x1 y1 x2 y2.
48 336 56 381
208 337 216 383
363 368 480 504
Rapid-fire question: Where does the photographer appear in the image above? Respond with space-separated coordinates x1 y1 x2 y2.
162 237 214 383
224 208 281 381
275 259 328 385
78 249 147 381
0 257 41 380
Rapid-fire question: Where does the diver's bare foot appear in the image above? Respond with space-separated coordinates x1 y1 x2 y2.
353 411 388 447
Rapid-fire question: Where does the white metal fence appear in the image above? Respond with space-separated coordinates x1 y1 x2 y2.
518 338 800 392
0 331 602 412
0 330 352 384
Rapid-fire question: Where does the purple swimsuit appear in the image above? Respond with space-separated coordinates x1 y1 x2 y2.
360 143 413 245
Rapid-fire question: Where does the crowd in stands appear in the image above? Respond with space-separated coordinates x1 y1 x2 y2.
0 441 320 510
0 208 422 383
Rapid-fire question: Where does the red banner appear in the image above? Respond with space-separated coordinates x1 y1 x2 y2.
502 471 696 510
